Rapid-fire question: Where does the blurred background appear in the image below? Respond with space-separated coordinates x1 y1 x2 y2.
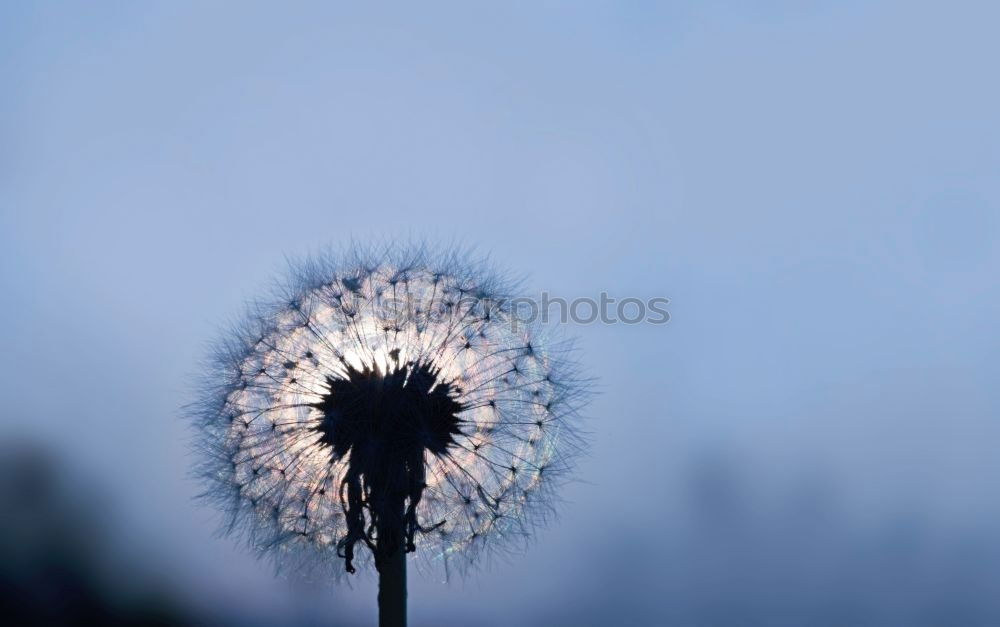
2 2 999 625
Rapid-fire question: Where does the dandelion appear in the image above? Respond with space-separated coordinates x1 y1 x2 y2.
190 244 588 626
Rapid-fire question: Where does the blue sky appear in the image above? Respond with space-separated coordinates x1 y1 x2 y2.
2 2 999 625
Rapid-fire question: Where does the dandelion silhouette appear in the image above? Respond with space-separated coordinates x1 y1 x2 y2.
191 245 587 626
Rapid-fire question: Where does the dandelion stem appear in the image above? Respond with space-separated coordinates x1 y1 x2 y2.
376 501 407 627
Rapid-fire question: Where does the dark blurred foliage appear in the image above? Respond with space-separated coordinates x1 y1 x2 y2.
535 450 1000 627
0 441 197 626
4 440 1000 626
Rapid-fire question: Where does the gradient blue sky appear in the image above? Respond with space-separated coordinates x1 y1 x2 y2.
3 2 999 625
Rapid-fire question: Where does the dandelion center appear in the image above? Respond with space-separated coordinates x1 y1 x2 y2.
315 358 465 460
313 357 465 570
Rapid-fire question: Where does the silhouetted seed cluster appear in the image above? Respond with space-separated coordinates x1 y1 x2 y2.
192 246 587 578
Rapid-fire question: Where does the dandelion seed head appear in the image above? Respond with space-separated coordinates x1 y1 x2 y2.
191 244 588 579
